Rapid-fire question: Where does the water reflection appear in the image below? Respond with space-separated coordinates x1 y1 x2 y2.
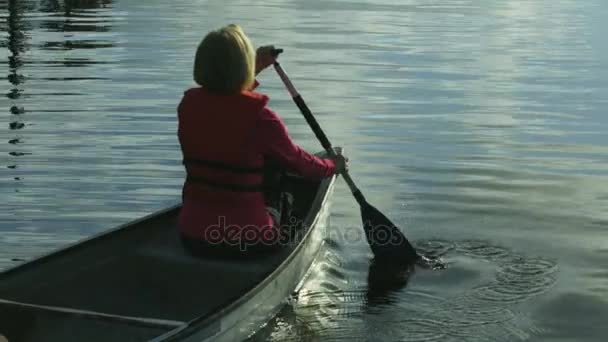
4 0 114 175
6 0 32 177
40 0 113 13
2 0 119 266
38 0 115 56
365 259 414 307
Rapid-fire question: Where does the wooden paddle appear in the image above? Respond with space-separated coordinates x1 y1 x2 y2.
271 51 420 264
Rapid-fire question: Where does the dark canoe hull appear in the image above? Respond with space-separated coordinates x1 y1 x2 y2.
0 157 337 342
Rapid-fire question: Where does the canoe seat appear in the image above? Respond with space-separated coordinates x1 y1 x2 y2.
134 226 290 278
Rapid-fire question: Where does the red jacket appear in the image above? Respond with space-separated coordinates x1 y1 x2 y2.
177 83 336 243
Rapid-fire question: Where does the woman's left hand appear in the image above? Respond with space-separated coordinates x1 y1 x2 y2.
256 45 278 75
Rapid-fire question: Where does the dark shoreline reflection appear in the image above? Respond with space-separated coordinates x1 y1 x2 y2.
39 0 113 12
39 0 114 32
6 0 32 181
38 0 115 55
3 0 115 176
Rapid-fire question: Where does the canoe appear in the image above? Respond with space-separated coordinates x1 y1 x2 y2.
0 152 337 342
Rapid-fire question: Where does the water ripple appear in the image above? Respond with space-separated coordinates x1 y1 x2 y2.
255 238 559 341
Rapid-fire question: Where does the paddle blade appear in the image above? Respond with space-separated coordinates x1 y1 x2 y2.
361 202 419 263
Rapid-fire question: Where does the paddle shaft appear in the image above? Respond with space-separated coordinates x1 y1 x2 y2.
272 55 422 263
273 62 366 205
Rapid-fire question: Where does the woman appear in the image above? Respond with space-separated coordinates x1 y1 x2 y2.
177 25 348 257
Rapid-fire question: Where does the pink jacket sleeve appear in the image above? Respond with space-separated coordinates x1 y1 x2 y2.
258 107 336 179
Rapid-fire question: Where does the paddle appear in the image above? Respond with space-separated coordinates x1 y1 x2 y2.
270 51 420 264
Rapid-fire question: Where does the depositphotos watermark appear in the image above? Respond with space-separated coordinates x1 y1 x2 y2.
197 216 408 251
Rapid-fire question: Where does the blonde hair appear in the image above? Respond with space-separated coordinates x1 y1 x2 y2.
193 24 256 94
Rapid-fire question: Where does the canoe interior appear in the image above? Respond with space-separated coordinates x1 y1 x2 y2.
0 174 332 342
0 308 171 342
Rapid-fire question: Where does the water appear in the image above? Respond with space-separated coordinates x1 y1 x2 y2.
1 0 607 341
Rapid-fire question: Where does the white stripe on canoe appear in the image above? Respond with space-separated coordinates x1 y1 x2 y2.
0 298 186 329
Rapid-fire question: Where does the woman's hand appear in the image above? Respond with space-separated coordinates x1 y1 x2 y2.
255 45 278 75
332 154 349 174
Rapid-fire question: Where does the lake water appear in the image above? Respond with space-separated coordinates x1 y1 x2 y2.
2 0 607 341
